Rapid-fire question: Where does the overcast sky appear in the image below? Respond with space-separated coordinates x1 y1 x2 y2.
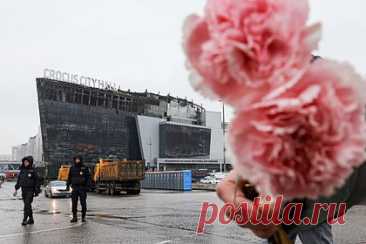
1 0 366 154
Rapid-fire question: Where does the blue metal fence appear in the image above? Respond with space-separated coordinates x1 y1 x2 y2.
141 170 192 191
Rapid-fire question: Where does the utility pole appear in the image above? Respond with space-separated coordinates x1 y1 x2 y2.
147 136 152 169
222 102 226 172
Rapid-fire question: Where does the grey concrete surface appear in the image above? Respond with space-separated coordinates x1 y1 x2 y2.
0 182 365 244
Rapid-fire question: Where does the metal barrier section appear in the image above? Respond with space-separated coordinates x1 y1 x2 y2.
141 170 192 191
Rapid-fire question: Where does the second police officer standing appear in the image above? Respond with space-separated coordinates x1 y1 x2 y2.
66 156 91 223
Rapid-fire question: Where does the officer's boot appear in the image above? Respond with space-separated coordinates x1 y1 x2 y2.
70 213 78 223
82 212 86 222
27 214 34 225
22 212 28 226
22 218 28 226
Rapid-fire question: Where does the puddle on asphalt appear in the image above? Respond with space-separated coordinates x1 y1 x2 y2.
0 208 62 214
0 208 18 212
86 213 145 220
87 208 129 212
36 209 62 215
0 197 22 201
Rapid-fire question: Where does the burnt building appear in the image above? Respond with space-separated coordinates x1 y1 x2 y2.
36 78 211 178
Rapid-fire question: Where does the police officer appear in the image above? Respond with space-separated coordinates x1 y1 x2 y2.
66 156 91 223
14 156 41 226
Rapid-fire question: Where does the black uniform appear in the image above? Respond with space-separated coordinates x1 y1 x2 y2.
15 156 41 224
66 157 91 221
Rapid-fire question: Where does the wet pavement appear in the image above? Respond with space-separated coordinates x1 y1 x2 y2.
0 182 365 244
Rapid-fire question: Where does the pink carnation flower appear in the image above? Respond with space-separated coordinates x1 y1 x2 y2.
183 0 321 106
230 59 366 199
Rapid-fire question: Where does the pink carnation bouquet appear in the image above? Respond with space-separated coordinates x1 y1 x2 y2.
183 0 366 201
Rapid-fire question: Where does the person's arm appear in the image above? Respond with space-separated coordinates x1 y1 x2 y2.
14 171 21 191
348 162 366 206
216 170 278 239
85 167 92 189
13 171 21 196
66 167 72 191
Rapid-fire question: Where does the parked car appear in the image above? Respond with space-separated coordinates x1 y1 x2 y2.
200 173 229 185
44 181 71 198
212 172 228 184
200 176 216 184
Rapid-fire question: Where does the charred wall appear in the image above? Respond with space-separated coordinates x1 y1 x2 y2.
37 78 141 178
159 123 211 159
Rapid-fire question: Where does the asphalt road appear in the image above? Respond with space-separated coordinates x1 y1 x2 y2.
0 182 365 244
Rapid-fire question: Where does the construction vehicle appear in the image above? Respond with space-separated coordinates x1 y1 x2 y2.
94 159 145 195
58 165 71 181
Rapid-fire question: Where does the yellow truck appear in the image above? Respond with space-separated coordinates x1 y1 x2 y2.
58 165 71 181
94 159 145 195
